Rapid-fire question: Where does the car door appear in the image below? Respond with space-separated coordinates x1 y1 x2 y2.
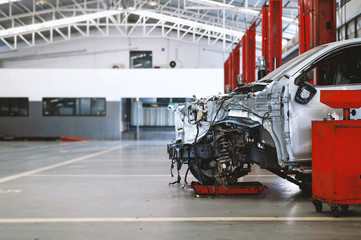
288 45 361 161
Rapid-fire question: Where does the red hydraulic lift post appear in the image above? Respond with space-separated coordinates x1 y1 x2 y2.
231 43 240 90
224 59 230 93
262 5 270 73
242 35 247 85
268 0 282 72
300 0 336 85
241 15 260 85
299 0 336 54
310 0 336 48
228 53 234 92
246 29 256 84
224 42 240 93
229 51 234 91
298 0 312 54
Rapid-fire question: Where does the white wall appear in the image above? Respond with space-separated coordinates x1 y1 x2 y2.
0 35 226 69
0 68 223 101
337 0 361 25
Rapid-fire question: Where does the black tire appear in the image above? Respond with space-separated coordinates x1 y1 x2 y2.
340 205 349 212
312 200 323 213
189 160 215 185
331 205 340 218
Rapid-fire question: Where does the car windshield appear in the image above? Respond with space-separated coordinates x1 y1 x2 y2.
259 45 328 82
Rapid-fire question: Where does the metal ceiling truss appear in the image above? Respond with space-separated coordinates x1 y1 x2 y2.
0 0 299 53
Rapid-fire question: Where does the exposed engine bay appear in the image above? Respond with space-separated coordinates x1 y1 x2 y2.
167 83 305 188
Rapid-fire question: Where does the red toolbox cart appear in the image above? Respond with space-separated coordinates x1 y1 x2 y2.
312 90 361 217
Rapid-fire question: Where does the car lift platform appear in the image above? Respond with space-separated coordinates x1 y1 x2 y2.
190 181 266 195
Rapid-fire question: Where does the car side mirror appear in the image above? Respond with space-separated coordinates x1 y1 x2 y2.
295 82 317 104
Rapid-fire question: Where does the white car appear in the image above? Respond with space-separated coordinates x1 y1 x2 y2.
167 39 361 188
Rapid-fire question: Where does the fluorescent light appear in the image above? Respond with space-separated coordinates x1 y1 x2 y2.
0 10 120 38
35 0 48 5
189 0 231 8
0 0 21 4
148 0 158 6
187 0 298 24
0 8 263 44
0 9 244 39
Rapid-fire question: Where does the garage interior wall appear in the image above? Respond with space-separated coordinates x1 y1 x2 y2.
0 34 226 69
0 68 223 139
337 0 361 25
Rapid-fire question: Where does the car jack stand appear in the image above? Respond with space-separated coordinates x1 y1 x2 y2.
190 181 266 196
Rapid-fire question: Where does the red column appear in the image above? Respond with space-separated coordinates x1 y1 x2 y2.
262 6 269 72
231 47 240 90
246 29 256 84
303 0 336 85
242 35 247 85
310 0 336 48
299 0 336 54
268 0 282 72
224 59 230 93
298 0 311 54
228 54 233 91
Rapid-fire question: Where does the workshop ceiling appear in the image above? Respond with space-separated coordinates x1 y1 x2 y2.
0 0 299 53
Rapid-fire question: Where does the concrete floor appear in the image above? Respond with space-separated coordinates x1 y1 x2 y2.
0 140 360 240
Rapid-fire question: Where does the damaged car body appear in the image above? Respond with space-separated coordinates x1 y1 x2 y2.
167 39 361 188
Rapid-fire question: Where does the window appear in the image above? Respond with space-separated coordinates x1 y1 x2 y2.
334 48 361 85
43 98 106 116
141 98 189 108
297 46 361 86
0 98 29 116
130 51 152 68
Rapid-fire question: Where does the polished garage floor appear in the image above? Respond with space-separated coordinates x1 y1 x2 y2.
0 140 360 240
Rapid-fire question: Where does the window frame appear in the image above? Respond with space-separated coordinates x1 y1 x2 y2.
42 98 106 117
0 98 29 117
295 44 361 87
129 51 153 69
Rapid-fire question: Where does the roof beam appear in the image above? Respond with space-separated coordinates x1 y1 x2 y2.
0 10 120 38
185 0 298 24
126 9 244 38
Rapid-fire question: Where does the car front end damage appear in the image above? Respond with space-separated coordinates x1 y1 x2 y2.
167 80 308 188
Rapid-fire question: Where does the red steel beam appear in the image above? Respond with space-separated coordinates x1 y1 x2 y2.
224 41 241 93
231 47 240 90
242 35 247 85
228 53 233 91
310 0 336 48
224 59 230 93
301 0 336 85
246 29 256 84
268 0 282 72
298 0 311 54
238 10 261 85
262 6 270 72
299 0 336 54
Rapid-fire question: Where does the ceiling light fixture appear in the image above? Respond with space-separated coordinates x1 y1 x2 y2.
147 0 158 7
187 0 298 24
35 0 48 5
0 0 21 5
0 10 120 38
